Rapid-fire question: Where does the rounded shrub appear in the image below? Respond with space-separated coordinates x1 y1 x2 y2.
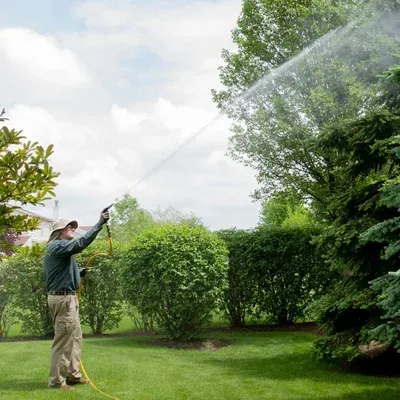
122 224 228 340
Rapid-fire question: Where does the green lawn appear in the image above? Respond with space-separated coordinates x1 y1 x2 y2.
1 331 400 400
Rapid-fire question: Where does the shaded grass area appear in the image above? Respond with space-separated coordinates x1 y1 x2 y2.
6 315 138 339
1 331 400 400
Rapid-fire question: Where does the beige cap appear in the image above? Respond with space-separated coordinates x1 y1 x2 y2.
48 219 78 243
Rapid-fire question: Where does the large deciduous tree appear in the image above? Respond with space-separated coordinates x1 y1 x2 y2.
110 194 155 244
212 1 400 209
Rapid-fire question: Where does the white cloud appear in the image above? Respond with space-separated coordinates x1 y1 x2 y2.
67 0 240 109
110 104 149 134
1 0 261 230
0 28 90 87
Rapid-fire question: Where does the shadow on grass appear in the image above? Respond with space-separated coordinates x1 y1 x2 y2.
0 380 47 391
202 352 400 399
202 351 400 384
295 388 400 400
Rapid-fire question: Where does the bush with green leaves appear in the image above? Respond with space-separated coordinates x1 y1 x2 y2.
122 224 228 340
0 261 18 339
76 240 124 335
6 245 53 337
216 229 258 327
220 226 331 326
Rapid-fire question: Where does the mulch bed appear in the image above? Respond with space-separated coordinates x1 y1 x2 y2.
145 338 234 351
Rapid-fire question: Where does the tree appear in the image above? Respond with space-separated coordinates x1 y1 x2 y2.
122 225 228 340
212 1 399 208
110 194 155 244
259 190 314 227
311 101 400 363
359 63 400 354
212 0 400 367
151 206 204 227
0 109 59 255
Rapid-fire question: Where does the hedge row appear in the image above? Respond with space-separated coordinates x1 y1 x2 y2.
0 224 331 340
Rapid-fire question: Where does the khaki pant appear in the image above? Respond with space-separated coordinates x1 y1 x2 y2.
47 294 82 388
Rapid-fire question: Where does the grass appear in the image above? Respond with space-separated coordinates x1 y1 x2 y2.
1 330 400 400
6 315 141 338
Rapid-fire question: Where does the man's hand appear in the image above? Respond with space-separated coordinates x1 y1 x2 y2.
99 209 111 225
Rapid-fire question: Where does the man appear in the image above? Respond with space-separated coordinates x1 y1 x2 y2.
43 209 110 390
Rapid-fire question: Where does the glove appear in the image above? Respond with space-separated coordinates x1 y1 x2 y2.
99 209 110 225
79 268 87 278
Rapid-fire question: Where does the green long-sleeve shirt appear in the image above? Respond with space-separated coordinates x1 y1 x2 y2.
43 222 103 292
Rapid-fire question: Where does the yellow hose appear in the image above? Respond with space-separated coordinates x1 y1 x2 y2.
78 230 121 400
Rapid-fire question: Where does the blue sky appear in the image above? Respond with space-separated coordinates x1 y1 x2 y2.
0 0 261 229
0 0 84 32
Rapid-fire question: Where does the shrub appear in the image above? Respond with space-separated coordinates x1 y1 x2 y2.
122 224 228 340
0 261 18 339
76 240 124 335
7 245 53 337
219 226 332 326
216 229 258 327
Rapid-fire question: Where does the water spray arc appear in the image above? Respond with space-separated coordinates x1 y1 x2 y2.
115 22 356 205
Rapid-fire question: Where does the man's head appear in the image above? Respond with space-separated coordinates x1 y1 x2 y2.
48 219 78 243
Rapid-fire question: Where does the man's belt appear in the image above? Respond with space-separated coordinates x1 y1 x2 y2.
48 291 77 296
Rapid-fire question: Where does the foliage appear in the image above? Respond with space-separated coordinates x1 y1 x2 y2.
151 206 204 227
0 261 18 339
259 190 315 227
248 226 331 324
111 194 155 244
5 245 53 337
125 303 155 332
216 229 258 327
212 1 400 206
0 109 59 256
218 226 331 326
110 194 203 245
76 240 124 335
122 224 228 340
311 279 380 361
0 228 18 257
367 274 400 352
311 103 400 362
212 0 400 364
359 65 400 353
